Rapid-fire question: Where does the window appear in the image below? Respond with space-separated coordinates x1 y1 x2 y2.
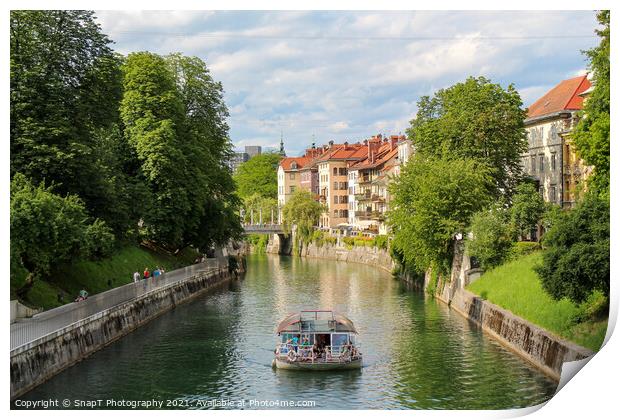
551 153 557 171
333 196 338 204
550 185 557 203
539 185 544 198
289 186 295 194
531 156 536 173
333 181 338 191
539 155 544 172
333 167 338 176
333 210 338 217
289 172 295 180
339 168 347 176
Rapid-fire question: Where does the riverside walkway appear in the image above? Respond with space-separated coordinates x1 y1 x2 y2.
10 258 226 351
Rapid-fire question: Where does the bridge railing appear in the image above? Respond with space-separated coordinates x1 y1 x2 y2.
10 257 228 352
243 224 283 233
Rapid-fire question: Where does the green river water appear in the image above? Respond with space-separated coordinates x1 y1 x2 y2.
17 254 558 409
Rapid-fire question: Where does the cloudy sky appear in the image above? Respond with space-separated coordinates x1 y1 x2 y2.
95 10 600 156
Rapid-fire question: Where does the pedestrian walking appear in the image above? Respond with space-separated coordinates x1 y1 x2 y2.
143 267 150 279
133 271 141 283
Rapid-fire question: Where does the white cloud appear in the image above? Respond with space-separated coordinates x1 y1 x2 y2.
95 10 599 156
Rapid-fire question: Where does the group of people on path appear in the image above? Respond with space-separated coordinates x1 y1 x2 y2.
133 266 165 283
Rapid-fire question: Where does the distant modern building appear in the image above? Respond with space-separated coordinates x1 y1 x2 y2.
229 151 249 173
245 145 262 158
228 145 262 173
522 74 593 208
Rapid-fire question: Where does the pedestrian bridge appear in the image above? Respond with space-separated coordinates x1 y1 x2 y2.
243 224 284 234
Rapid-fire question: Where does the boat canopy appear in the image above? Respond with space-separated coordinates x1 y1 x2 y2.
276 310 357 334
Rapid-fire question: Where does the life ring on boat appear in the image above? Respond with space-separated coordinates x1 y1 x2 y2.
287 350 298 362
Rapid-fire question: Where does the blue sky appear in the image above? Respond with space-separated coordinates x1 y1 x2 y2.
95 10 600 156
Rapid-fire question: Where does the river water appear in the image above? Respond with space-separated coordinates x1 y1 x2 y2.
17 254 558 409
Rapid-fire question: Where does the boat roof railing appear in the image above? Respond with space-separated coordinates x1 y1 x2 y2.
276 310 357 334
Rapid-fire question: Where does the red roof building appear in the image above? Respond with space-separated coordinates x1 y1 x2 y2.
526 75 591 120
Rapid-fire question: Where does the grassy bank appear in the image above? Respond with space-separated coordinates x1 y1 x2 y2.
11 244 200 311
466 251 607 351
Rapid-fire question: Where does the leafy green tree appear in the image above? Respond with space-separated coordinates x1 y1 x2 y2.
120 51 189 247
535 192 609 303
234 153 281 199
281 190 325 240
510 182 545 240
466 208 512 270
10 11 126 227
407 76 527 198
120 51 241 250
388 155 494 274
11 173 114 296
572 10 610 195
165 53 242 249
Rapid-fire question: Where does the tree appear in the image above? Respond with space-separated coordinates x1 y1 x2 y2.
407 76 527 198
10 173 114 296
572 10 610 195
120 51 241 250
510 182 545 240
234 153 281 199
535 192 609 303
281 190 325 240
466 208 512 270
165 53 242 249
120 51 189 247
10 11 127 230
388 155 494 274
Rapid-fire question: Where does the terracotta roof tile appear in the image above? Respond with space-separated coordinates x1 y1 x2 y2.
279 156 311 171
527 75 591 119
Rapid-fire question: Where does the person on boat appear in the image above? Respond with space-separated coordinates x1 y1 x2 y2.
281 339 292 355
291 336 299 352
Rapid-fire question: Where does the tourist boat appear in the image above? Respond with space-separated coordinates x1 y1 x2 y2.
272 310 362 370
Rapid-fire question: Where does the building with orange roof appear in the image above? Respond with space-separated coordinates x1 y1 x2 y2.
347 135 404 234
523 74 592 210
277 155 312 209
315 141 367 228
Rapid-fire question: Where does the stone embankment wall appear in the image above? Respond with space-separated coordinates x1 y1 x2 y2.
11 254 245 400
300 242 394 272
265 235 594 381
449 289 593 381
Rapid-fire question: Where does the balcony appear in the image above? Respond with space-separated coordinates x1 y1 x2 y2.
355 210 386 221
355 192 371 201
358 176 372 184
371 194 385 202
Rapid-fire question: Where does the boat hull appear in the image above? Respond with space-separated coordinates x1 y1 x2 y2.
273 357 362 371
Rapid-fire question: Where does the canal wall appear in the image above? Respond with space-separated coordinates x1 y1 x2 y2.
266 235 593 382
448 289 594 381
10 253 246 400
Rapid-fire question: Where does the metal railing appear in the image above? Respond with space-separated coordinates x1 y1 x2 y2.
10 257 228 352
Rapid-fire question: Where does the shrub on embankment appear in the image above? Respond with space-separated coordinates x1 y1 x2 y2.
467 251 607 351
11 244 200 311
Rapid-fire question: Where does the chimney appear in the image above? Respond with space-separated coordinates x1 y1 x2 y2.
328 140 334 148
344 141 349 150
391 136 398 150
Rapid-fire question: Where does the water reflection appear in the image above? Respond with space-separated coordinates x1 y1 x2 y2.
17 254 557 409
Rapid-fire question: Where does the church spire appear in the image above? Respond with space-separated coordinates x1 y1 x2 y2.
279 130 286 156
